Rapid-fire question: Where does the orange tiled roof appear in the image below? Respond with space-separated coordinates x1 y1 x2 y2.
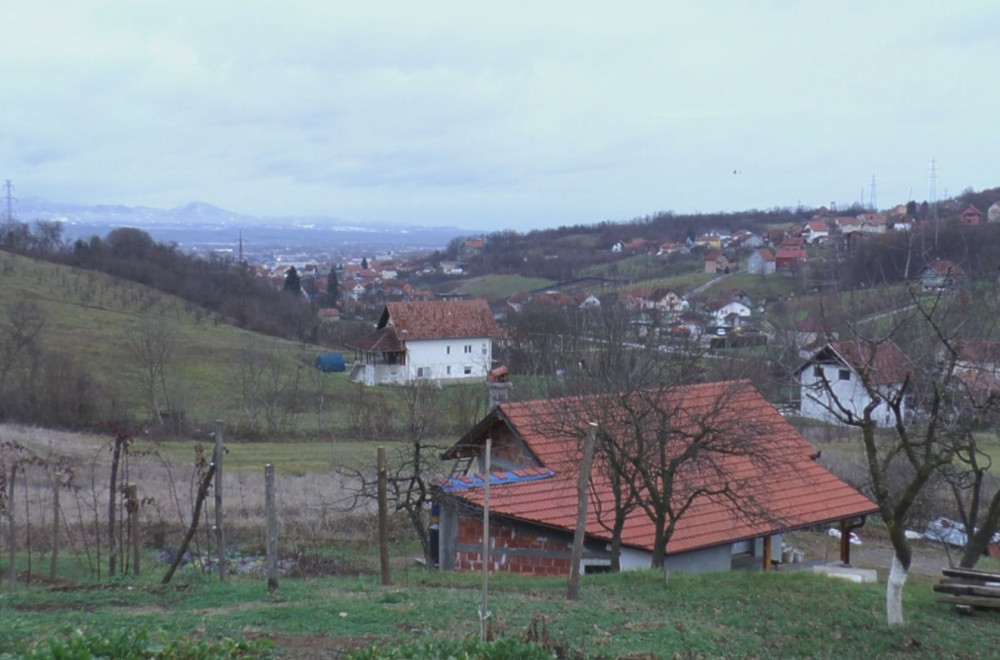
821 340 910 385
381 299 501 340
441 381 877 555
927 260 965 278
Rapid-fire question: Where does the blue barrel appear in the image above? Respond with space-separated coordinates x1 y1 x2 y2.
315 353 346 372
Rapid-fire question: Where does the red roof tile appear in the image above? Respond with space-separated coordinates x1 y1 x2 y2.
927 260 965 278
381 299 501 340
441 381 876 556
819 340 911 385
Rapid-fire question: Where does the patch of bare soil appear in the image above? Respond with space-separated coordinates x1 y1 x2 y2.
251 634 380 659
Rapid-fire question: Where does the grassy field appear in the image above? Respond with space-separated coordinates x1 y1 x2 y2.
2 555 997 658
0 252 438 439
0 253 326 423
449 274 555 300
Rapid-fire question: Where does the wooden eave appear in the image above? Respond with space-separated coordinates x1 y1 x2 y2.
440 406 544 468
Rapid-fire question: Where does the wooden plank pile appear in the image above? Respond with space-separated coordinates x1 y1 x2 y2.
934 567 1000 614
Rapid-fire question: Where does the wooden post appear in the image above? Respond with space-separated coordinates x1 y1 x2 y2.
214 420 227 581
127 485 140 577
6 466 16 589
762 536 772 572
265 464 278 594
840 519 850 564
162 463 216 584
480 436 492 643
377 446 390 586
568 423 597 601
49 467 59 581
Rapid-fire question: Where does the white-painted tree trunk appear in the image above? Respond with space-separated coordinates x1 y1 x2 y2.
886 554 908 626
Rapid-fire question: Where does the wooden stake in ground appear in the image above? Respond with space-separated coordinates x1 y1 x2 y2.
568 422 597 602
6 466 16 589
49 466 59 581
162 462 216 585
214 420 227 581
265 463 278 594
377 446 390 586
480 436 492 643
126 484 140 577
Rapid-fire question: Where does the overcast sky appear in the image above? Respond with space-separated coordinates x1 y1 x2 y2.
3 1 998 232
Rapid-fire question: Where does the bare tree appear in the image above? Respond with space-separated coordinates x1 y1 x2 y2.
596 381 781 569
798 285 1000 625
232 349 302 438
123 317 177 426
341 382 448 566
0 293 46 397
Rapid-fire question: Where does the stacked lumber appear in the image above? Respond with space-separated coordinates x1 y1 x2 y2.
934 567 1000 614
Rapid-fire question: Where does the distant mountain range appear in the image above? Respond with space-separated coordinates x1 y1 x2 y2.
15 198 467 254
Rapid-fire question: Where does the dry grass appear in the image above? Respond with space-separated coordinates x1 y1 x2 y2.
1 424 385 574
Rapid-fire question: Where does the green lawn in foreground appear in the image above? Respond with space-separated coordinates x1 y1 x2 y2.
1 563 995 658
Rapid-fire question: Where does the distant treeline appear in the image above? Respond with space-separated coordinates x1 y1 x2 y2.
433 186 1000 286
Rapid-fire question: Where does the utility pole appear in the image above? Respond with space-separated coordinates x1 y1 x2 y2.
2 180 15 224
930 156 939 245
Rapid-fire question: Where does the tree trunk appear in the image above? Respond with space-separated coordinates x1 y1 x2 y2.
162 462 216 584
107 436 125 578
650 522 666 569
610 518 625 572
960 490 1000 568
886 553 909 626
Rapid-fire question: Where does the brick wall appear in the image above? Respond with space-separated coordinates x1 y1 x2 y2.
454 513 574 576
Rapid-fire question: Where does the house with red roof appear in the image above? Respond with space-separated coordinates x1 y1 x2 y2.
797 340 911 428
346 299 501 385
774 247 808 270
704 250 731 273
919 260 966 290
961 205 983 224
746 248 775 275
800 220 830 244
434 381 877 575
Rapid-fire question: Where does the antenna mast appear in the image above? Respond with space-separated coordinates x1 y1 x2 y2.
869 174 877 211
929 156 939 245
2 179 15 224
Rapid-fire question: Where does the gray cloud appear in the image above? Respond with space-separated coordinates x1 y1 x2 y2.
1 1 997 230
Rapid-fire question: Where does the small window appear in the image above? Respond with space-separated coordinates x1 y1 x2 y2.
464 345 472 354
446 366 451 375
813 366 823 378
839 369 851 381
464 366 472 375
446 346 451 355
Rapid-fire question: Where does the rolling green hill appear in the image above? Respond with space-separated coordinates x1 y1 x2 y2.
0 251 350 436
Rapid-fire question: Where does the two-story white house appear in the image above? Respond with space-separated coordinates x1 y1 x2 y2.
347 299 502 386
704 299 752 327
797 340 910 428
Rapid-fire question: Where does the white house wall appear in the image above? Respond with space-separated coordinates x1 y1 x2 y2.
405 337 493 382
800 363 901 428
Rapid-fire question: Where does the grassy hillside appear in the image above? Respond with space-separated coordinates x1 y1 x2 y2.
0 251 354 436
2 561 996 658
447 274 555 300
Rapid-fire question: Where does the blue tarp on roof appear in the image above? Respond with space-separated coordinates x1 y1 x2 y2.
441 468 555 492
